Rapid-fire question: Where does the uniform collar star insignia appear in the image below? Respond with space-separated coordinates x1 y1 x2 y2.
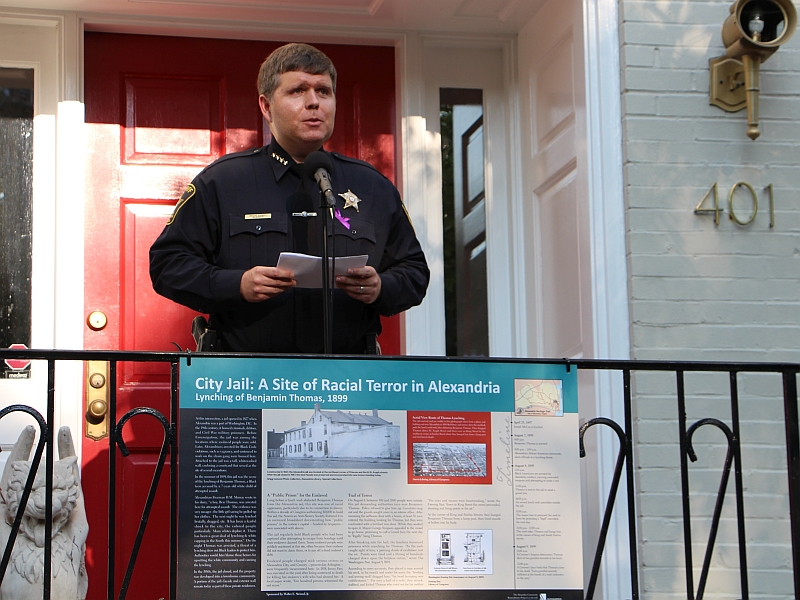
267 141 295 181
338 189 362 212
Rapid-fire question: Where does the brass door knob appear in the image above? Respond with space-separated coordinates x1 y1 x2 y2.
86 399 108 425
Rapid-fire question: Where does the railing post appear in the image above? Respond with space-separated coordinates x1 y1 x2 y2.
108 361 118 600
44 359 55 600
676 370 695 600
623 369 639 600
783 370 800 599
729 371 749 599
170 360 179 600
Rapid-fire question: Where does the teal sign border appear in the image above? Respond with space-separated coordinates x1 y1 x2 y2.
180 357 577 414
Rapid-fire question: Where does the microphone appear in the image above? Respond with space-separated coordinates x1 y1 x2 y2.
304 151 336 208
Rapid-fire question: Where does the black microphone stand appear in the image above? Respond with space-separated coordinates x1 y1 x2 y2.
319 185 336 355
305 151 337 356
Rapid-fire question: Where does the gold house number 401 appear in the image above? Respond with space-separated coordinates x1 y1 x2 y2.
695 182 775 228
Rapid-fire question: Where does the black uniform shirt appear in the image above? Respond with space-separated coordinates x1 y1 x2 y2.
149 140 430 353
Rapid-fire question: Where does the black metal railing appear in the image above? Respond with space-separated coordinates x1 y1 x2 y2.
577 361 800 600
0 348 797 600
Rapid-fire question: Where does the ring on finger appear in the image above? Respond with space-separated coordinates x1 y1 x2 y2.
360 286 365 293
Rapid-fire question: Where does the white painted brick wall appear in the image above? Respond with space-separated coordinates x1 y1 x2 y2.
619 1 800 597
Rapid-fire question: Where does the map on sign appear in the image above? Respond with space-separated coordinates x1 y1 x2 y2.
513 379 563 417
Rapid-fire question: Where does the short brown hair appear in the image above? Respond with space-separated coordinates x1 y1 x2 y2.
257 43 337 99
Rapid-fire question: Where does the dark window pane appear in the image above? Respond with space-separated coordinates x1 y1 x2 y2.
440 88 488 357
0 67 34 378
0 68 34 119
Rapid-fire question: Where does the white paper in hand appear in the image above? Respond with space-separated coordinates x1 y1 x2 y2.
277 252 369 288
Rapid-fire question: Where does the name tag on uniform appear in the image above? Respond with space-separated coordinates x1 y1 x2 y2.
245 213 271 220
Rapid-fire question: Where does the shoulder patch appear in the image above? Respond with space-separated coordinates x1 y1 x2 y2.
401 201 417 235
167 184 196 225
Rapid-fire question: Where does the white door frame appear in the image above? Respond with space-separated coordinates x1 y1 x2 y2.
400 34 520 358
581 0 631 597
0 13 85 457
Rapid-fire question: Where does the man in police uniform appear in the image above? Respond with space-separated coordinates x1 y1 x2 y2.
149 43 429 353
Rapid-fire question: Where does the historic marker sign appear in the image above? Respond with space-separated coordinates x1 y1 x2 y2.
178 356 584 600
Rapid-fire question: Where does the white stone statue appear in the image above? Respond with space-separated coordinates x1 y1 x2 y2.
0 425 88 599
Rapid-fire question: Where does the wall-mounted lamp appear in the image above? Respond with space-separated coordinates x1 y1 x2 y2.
709 0 796 140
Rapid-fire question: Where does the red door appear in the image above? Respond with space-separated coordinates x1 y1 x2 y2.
82 33 397 599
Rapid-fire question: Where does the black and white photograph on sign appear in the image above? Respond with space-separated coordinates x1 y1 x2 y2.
428 529 494 574
266 404 401 469
412 443 487 477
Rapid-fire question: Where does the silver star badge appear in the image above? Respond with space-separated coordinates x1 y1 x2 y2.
338 189 362 212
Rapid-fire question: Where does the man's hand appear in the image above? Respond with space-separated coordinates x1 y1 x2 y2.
336 266 381 304
240 266 295 302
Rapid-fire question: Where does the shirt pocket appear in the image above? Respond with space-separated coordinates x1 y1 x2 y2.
229 213 288 267
333 217 376 257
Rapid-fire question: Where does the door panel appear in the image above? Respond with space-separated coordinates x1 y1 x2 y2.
520 4 586 358
538 172 582 354
121 202 188 359
82 33 397 599
123 76 226 165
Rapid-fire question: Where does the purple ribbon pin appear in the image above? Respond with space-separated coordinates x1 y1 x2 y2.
334 208 350 229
